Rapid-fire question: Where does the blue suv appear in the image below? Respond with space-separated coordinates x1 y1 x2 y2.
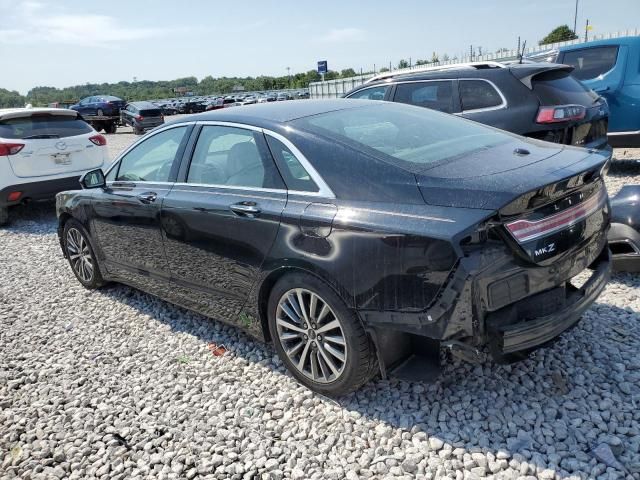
557 36 640 147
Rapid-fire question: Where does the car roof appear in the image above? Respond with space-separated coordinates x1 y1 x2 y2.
165 99 375 127
362 62 569 85
0 108 79 121
129 101 159 108
559 35 640 51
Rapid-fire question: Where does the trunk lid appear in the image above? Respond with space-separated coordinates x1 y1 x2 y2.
416 138 611 264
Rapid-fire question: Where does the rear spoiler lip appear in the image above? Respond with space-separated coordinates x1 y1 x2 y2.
509 63 575 89
0 108 79 122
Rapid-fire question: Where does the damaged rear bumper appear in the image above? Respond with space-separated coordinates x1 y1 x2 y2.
487 247 610 356
360 232 610 373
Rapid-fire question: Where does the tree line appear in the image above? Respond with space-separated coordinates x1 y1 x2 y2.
0 69 364 108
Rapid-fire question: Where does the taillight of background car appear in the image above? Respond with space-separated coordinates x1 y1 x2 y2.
0 142 25 156
89 135 107 146
536 104 586 124
135 115 144 121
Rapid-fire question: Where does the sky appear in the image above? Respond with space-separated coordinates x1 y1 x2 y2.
1 0 639 94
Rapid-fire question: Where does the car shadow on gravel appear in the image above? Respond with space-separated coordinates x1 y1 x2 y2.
95 279 640 478
2 201 58 235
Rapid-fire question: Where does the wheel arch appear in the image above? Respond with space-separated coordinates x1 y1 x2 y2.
256 265 356 343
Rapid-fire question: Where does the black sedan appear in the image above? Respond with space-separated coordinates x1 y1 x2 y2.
56 100 612 395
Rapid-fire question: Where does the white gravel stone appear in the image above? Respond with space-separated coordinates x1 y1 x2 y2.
0 145 638 480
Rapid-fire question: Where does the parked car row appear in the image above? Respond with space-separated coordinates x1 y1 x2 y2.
151 90 310 115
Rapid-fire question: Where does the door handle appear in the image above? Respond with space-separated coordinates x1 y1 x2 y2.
230 202 261 217
137 192 157 204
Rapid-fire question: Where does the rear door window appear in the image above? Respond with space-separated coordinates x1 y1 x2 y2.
560 46 619 80
394 81 454 113
0 114 93 139
186 126 283 189
265 135 319 192
459 80 504 111
347 85 390 101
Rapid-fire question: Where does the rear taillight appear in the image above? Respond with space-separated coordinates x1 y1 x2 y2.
135 115 144 121
7 191 22 202
505 189 605 243
0 142 25 156
89 134 107 146
536 104 586 124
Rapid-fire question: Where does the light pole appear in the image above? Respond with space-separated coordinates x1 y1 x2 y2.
573 0 579 35
286 67 291 89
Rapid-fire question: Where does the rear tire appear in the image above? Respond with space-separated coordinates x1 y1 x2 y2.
63 219 106 289
0 207 9 226
267 272 378 396
134 126 144 135
104 123 117 134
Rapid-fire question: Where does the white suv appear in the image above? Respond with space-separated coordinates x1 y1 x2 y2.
0 108 109 225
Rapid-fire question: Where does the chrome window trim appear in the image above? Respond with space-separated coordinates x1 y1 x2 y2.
108 180 175 187
263 130 335 199
456 78 508 114
193 121 335 199
104 120 336 199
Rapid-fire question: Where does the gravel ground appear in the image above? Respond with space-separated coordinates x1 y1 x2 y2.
1 139 639 480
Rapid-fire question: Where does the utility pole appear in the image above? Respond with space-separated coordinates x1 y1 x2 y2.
573 0 579 35
470 45 473 60
584 19 589 42
286 67 291 88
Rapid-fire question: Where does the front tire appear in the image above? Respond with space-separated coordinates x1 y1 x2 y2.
63 219 105 289
268 272 377 396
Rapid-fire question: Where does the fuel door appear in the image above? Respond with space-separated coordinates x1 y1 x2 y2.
299 203 338 238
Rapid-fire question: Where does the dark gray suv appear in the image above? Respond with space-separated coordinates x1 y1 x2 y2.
121 101 165 135
345 62 610 150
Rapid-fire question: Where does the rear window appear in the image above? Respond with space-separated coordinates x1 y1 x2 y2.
532 70 599 105
139 109 162 116
292 103 511 172
560 46 619 80
0 114 93 139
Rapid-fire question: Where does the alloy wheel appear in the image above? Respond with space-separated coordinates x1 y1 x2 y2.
66 228 94 282
276 288 347 383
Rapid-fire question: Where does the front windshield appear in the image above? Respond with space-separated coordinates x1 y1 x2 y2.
293 103 512 172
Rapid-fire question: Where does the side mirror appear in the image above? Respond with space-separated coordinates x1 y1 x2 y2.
80 169 106 189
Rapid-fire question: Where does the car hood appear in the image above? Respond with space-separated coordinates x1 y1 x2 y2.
416 138 610 210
